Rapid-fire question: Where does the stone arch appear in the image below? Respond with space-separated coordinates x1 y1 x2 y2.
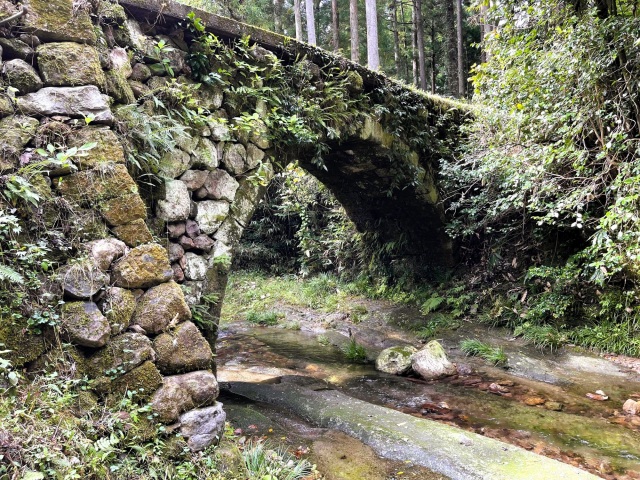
0 0 464 452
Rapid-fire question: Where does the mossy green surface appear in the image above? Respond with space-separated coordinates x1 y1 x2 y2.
0 316 49 367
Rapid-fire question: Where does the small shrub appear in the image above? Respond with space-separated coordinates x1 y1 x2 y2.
342 338 367 362
460 339 508 367
246 310 283 326
242 440 317 480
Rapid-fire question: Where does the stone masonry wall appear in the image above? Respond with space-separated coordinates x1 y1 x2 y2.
0 0 278 451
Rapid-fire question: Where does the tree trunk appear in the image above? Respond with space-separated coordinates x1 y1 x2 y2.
455 0 464 96
305 0 317 44
294 0 303 41
332 0 340 51
273 0 283 33
390 0 401 75
430 16 436 93
412 3 418 85
350 0 360 62
414 0 427 90
365 0 380 69
443 0 457 96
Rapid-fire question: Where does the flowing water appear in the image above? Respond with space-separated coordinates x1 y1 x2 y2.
218 310 640 479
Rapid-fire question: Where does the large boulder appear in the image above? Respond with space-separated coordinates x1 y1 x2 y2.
87 332 156 378
101 286 136 335
375 345 418 375
36 42 106 89
23 0 97 44
410 341 457 380
61 301 111 348
195 200 229 234
153 321 213 374
111 243 173 289
2 59 42 94
131 280 191 335
156 179 191 222
17 86 113 124
179 403 226 452
151 370 219 423
58 259 108 299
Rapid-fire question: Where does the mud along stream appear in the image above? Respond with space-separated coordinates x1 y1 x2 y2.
216 293 640 479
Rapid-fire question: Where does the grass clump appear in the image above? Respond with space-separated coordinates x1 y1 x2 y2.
246 310 283 326
415 313 461 340
460 339 508 367
242 441 318 480
342 338 368 363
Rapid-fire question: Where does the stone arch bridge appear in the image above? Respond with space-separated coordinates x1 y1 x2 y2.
0 0 466 451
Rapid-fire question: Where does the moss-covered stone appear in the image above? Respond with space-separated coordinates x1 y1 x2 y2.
97 0 128 25
2 59 43 94
112 218 154 247
105 68 136 104
153 320 213 374
0 317 49 367
99 360 162 401
56 163 138 207
0 115 39 171
71 208 110 242
0 96 13 118
86 332 155 379
98 193 147 227
375 345 418 375
60 301 111 348
151 370 219 423
37 43 106 89
67 127 125 170
131 280 191 335
23 0 97 45
111 243 173 289
101 286 136 334
57 258 108 300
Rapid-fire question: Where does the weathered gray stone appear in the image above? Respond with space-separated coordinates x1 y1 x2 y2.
202 169 239 202
213 217 244 247
131 280 191 335
61 301 110 348
159 149 192 179
130 62 151 82
182 280 204 305
156 179 191 222
179 403 226 452
185 219 200 238
249 119 271 149
0 37 35 62
56 164 138 206
180 169 209 191
195 200 230 235
411 341 457 380
193 235 215 252
87 332 156 378
2 59 43 94
101 286 136 335
111 243 173 289
191 137 218 170
83 238 127 271
151 370 219 423
59 260 109 299
168 242 185 263
0 116 39 170
23 0 97 44
183 252 207 281
221 143 247 175
105 69 136 104
37 42 106 89
128 80 150 99
167 222 186 239
375 346 418 375
109 48 132 78
113 19 146 50
246 143 265 170
17 86 113 124
153 321 213 374
0 96 13 118
172 263 185 283
208 120 231 141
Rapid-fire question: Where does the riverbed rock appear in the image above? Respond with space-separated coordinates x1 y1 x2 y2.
61 301 111 348
111 243 173 289
37 42 106 88
411 340 457 380
375 345 418 375
179 403 226 451
17 86 113 124
623 399 638 415
153 321 213 374
151 370 219 423
156 179 191 222
131 280 191 335
58 259 108 299
2 59 43 94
